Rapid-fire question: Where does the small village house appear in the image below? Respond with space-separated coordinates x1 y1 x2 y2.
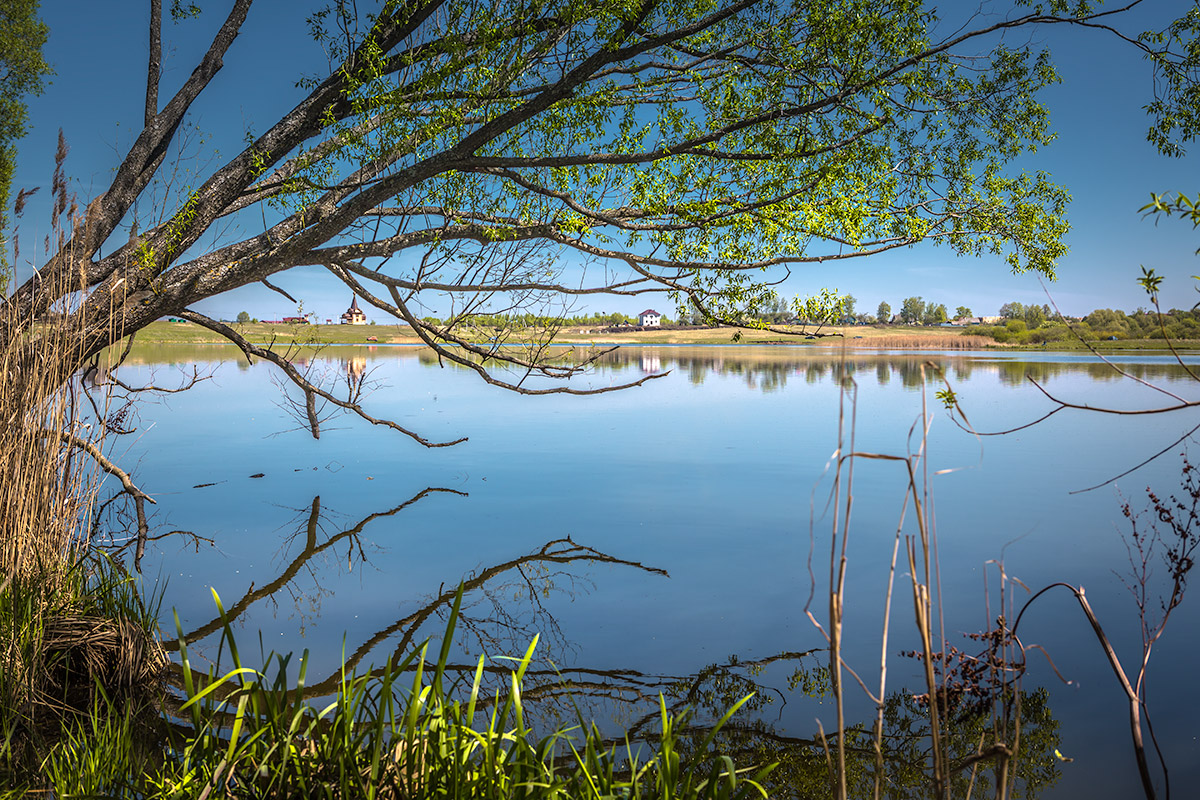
638 309 662 327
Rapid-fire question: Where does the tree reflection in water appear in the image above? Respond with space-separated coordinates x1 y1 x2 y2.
591 348 1195 395
104 489 1063 799
116 341 1200 397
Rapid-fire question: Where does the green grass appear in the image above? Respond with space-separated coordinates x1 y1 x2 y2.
140 320 1200 350
2 584 773 799
131 321 422 345
1006 338 1200 350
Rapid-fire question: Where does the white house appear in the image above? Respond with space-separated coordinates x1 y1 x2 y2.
638 309 662 327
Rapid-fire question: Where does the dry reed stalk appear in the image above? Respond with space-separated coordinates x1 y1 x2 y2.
808 358 1036 799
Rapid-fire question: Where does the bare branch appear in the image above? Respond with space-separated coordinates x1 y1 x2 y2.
47 428 155 509
48 426 156 557
260 276 297 304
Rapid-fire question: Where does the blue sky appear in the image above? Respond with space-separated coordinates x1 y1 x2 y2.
11 1 1200 322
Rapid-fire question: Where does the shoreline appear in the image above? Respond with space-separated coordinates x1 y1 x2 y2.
126 321 1200 352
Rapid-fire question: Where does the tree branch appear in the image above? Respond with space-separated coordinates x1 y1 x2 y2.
145 0 161 128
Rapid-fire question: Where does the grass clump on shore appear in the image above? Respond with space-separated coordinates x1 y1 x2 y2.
1 555 168 789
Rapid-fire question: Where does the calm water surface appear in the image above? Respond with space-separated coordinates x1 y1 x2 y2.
105 344 1200 798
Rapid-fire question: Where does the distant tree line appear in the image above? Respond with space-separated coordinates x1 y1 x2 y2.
725 293 979 327
973 304 1200 343
856 297 956 325
405 301 1200 342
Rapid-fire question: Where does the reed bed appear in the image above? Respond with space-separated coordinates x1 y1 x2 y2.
1 262 102 723
0 236 167 775
1 141 117 580
834 334 997 349
0 302 94 579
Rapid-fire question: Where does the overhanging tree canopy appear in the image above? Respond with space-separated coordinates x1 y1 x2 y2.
0 0 50 288
5 0 1198 442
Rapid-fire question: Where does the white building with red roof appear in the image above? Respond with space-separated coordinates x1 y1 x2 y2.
637 309 662 327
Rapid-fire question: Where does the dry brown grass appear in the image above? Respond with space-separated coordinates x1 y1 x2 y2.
0 284 98 580
35 613 169 707
835 333 996 349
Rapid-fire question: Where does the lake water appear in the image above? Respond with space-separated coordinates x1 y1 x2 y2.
102 344 1200 798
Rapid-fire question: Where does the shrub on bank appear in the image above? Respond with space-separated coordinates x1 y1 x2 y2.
968 320 1140 345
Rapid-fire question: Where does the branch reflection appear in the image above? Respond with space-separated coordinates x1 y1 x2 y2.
145 490 1062 799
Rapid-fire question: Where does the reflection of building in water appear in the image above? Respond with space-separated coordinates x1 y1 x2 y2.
345 356 367 389
640 353 661 373
340 296 367 325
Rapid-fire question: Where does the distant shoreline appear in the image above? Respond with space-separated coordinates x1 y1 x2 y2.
129 320 1200 351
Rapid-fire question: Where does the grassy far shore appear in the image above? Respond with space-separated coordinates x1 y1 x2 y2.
131 320 1200 350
